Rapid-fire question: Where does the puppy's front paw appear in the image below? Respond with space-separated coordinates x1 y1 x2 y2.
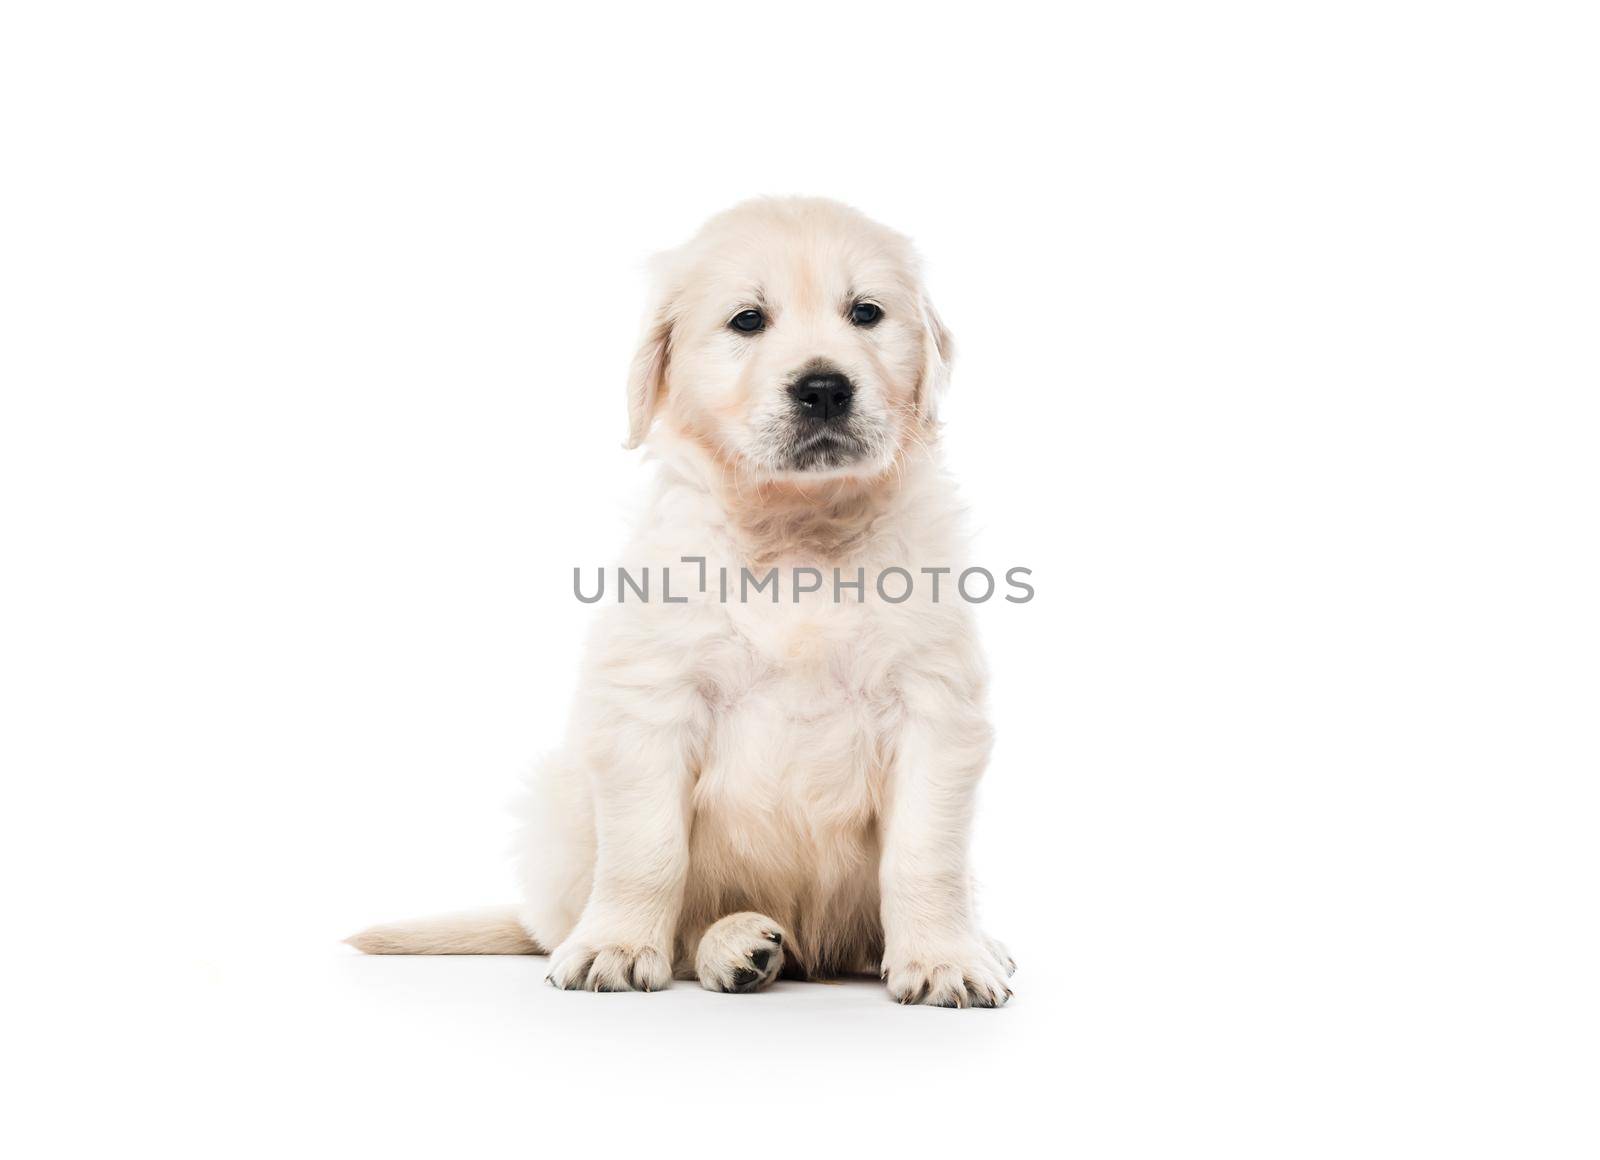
696 912 786 994
984 934 1017 977
883 941 1012 1008
546 937 671 992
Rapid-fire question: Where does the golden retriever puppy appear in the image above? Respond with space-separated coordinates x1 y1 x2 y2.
351 198 1014 1007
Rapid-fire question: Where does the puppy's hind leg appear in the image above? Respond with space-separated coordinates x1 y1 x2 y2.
514 751 596 954
694 912 787 994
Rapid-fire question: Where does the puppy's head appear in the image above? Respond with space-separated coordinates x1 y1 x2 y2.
625 198 953 482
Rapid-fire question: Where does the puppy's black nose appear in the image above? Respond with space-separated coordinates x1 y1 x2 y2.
789 372 854 422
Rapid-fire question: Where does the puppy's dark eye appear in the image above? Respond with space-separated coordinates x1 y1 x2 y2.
729 309 766 333
850 302 882 327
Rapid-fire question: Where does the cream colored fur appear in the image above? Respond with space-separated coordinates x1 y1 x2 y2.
350 198 1014 1007
347 906 539 956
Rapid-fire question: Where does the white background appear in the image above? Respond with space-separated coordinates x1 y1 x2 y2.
3 2 1596 1156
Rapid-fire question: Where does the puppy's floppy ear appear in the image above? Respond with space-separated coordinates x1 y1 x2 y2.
916 295 956 425
624 298 674 450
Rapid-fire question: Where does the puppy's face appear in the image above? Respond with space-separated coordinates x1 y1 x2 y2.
626 200 952 482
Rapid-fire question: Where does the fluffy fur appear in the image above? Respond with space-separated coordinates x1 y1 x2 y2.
349 198 1014 1007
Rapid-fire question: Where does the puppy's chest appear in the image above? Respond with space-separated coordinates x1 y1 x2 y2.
695 594 899 808
719 589 892 702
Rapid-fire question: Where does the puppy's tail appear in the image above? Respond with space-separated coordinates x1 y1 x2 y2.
344 906 544 955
